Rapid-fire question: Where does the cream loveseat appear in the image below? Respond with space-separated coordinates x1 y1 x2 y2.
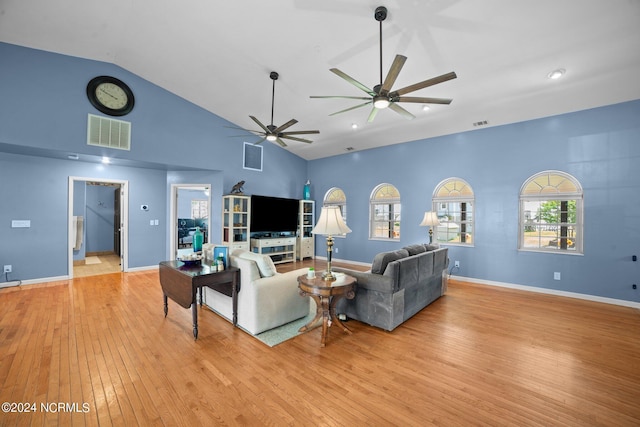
203 250 310 335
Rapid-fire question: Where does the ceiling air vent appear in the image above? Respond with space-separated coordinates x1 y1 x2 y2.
473 120 489 127
87 114 131 151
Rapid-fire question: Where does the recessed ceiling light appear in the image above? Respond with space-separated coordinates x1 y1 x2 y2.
351 123 358 129
422 105 430 112
547 68 566 80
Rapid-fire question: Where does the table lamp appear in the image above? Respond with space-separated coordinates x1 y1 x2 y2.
312 206 352 280
419 211 440 244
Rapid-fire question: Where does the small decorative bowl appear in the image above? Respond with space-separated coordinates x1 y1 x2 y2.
178 255 202 266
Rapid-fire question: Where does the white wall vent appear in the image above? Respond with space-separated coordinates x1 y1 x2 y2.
87 114 131 151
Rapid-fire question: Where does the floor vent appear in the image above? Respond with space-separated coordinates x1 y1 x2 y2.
87 114 131 151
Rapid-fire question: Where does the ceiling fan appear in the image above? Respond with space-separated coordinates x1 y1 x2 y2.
235 71 319 147
311 6 457 122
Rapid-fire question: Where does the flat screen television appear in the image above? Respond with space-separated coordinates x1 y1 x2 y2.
250 195 299 234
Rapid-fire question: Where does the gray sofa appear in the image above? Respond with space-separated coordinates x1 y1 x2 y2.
334 244 448 331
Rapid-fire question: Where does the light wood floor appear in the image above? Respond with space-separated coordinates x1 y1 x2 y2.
1 259 639 426
73 253 121 278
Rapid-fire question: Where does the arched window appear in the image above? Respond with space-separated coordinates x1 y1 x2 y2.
323 187 348 237
432 178 474 245
519 170 583 253
370 183 401 240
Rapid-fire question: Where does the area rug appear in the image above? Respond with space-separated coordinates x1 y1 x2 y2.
253 299 317 347
84 256 101 265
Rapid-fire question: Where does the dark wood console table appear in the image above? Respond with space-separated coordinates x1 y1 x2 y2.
159 261 240 339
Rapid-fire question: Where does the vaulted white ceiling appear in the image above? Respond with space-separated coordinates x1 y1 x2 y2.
1 0 639 160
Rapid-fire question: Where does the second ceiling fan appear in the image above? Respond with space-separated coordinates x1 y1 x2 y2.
311 6 457 122
243 71 319 147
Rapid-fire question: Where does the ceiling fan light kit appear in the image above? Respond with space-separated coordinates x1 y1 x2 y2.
311 5 457 122
234 71 319 148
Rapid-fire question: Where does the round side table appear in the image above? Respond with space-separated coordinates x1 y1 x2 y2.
297 274 356 347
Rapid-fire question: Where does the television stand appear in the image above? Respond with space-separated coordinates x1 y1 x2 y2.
250 237 296 264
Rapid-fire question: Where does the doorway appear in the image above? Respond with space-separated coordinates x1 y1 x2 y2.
169 184 211 260
68 176 129 278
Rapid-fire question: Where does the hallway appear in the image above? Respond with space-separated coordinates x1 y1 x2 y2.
73 253 121 277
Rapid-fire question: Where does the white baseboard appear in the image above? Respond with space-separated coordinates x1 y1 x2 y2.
451 275 640 309
0 281 21 289
2 275 79 289
125 265 159 273
316 255 371 268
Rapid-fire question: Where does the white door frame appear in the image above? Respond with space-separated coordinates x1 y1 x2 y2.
68 176 129 277
170 184 211 260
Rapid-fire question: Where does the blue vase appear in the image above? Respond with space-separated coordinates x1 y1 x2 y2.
193 227 203 252
303 180 311 200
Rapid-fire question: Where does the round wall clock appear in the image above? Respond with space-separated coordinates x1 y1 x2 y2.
86 76 135 116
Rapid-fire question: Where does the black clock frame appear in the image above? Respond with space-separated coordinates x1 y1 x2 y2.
86 76 135 116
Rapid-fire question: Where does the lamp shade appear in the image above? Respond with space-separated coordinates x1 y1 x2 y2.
419 211 440 227
312 206 352 236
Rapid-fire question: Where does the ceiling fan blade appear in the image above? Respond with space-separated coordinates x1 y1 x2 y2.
249 115 270 133
380 54 407 95
330 68 376 96
273 118 298 133
275 138 287 147
224 125 253 131
280 135 313 144
389 102 415 120
227 128 267 137
310 95 372 100
329 100 373 116
281 130 320 135
395 96 453 105
391 71 457 97
367 107 379 123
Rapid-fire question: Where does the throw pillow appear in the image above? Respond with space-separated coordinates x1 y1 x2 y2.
403 244 427 256
371 249 409 274
236 251 277 277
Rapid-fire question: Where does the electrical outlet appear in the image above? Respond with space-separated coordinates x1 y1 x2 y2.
3 265 12 273
554 272 561 280
334 247 339 254
454 260 460 268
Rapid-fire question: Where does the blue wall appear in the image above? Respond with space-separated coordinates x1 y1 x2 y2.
1 42 639 304
308 100 640 303
0 43 308 281
86 184 116 253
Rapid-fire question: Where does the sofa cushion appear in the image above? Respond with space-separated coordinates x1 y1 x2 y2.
371 249 409 274
236 251 277 277
403 244 427 255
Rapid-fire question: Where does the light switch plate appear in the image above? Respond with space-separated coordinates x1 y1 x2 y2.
11 220 31 228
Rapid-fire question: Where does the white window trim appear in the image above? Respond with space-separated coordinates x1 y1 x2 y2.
518 170 584 255
323 187 348 238
369 183 401 241
432 177 475 247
